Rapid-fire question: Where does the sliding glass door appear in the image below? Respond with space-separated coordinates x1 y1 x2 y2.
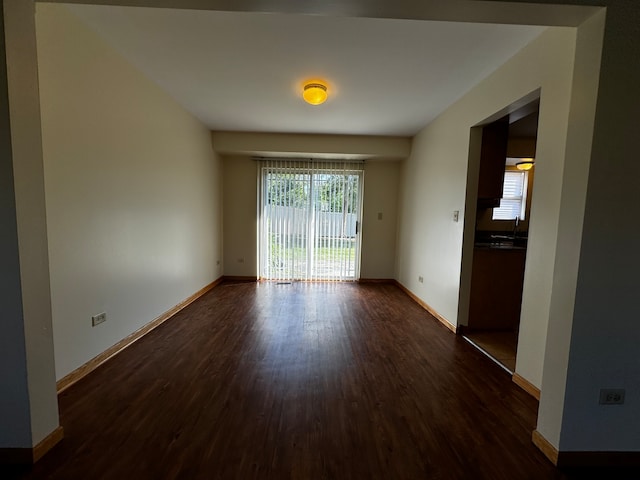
260 159 363 281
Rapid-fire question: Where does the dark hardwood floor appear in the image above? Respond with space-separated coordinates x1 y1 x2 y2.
5 282 638 479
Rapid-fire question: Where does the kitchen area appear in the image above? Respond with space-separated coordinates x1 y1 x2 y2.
463 103 538 372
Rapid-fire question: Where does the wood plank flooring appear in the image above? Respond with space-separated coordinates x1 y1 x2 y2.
464 330 518 372
4 282 638 479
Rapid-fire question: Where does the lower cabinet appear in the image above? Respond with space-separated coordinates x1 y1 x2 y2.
468 247 526 331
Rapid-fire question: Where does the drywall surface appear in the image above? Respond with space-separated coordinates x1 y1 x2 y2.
213 131 411 161
555 3 640 451
0 104 32 447
396 27 578 385
222 155 258 277
1 0 60 448
0 3 32 448
222 154 399 279
360 161 400 279
36 4 222 380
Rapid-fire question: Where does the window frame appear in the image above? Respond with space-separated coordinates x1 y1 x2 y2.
492 169 528 221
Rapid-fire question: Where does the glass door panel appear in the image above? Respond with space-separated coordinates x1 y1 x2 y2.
261 163 362 281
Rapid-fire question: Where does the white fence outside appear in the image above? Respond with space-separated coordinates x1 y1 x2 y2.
266 205 357 241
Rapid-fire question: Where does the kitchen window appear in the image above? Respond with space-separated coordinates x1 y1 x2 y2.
492 170 528 220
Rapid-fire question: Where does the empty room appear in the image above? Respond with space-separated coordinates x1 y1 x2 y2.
2 0 639 478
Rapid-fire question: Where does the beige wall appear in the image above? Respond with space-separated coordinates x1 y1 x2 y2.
222 155 258 277
396 26 578 390
0 0 59 449
221 154 400 279
36 4 223 380
213 131 410 161
544 7 617 451
360 161 400 279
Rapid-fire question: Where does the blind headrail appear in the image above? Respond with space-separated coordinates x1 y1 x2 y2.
252 156 365 165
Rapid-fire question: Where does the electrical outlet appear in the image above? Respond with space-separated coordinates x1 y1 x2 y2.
599 388 625 405
453 210 460 222
418 276 424 283
91 312 107 327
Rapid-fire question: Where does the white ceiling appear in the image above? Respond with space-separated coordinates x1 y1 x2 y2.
66 5 546 136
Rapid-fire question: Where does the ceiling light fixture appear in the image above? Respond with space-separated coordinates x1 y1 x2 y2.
516 159 535 171
303 82 328 105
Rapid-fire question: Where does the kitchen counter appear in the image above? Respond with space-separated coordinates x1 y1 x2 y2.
474 233 527 250
474 242 526 250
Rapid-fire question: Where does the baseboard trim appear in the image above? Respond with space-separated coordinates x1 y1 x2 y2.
394 281 457 334
557 451 640 467
512 372 541 400
0 426 64 464
532 430 559 465
224 276 258 282
358 278 395 284
532 430 640 467
57 278 222 393
33 426 64 462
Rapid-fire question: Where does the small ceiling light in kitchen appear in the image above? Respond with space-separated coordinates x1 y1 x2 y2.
516 159 535 171
303 82 328 105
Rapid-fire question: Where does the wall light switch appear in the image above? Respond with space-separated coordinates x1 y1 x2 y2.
453 210 460 222
377 212 383 220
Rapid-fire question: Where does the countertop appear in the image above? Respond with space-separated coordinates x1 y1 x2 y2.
474 234 527 251
474 243 526 251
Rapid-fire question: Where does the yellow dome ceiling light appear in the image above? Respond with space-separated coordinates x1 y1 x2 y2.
303 82 328 106
516 159 535 171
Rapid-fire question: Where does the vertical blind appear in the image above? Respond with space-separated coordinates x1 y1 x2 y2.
259 158 364 281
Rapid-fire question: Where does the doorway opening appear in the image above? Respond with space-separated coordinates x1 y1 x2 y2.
463 100 539 373
259 159 364 282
